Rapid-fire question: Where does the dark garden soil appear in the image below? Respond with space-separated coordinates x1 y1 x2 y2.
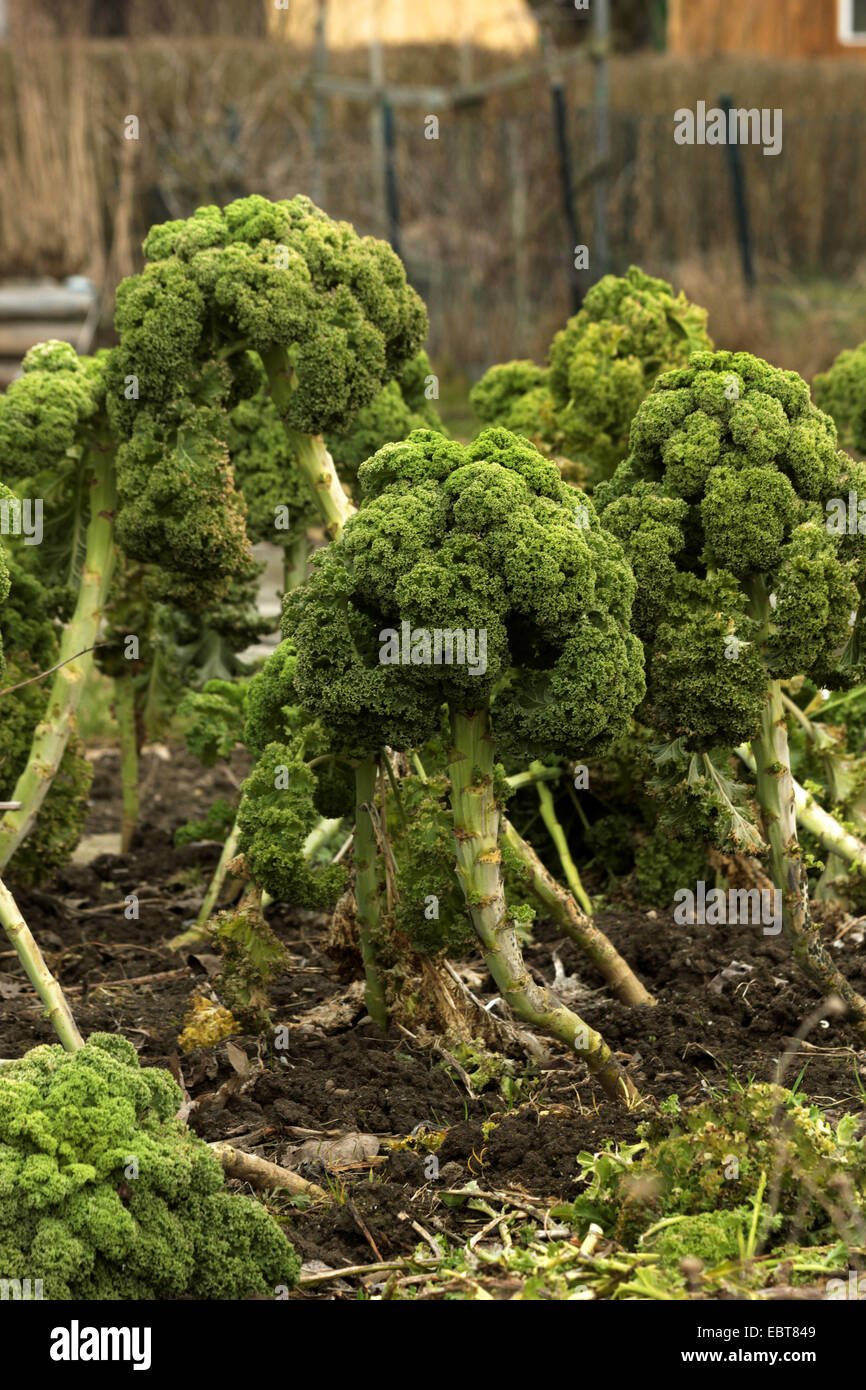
2 745 865 1299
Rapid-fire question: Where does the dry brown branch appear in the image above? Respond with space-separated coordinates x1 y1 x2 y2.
208 1140 328 1200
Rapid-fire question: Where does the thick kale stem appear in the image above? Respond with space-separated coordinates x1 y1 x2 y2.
0 438 117 873
737 742 866 880
113 673 139 854
751 679 866 1034
744 577 866 1030
501 818 655 1007
287 432 353 541
448 709 640 1105
354 758 388 1030
259 347 354 541
0 875 83 1051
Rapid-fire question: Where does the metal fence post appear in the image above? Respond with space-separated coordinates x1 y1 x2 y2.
720 93 756 288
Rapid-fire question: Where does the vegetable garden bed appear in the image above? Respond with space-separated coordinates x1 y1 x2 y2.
3 745 864 1302
2 196 866 1319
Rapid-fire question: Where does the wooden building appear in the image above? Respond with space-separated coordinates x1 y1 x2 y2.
2 0 539 48
270 0 538 50
668 0 866 57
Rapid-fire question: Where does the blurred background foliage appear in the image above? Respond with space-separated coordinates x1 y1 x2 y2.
2 0 866 388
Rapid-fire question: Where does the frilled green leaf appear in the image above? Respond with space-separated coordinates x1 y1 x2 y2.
396 349 442 416
494 615 646 761
104 197 426 594
227 365 318 546
228 347 446 531
211 900 290 1030
115 394 249 582
0 550 64 669
242 640 355 820
548 266 712 481
647 742 766 858
813 340 866 456
471 359 549 423
554 322 649 476
827 452 866 587
0 715 93 888
284 426 644 760
0 342 108 483
110 194 427 438
284 542 446 756
243 638 300 756
0 1033 299 1298
0 349 114 592
768 522 859 679
389 772 475 956
469 360 556 445
179 679 247 766
597 349 866 736
236 745 347 907
106 260 209 433
470 271 711 483
700 466 799 577
175 796 236 847
636 1083 866 1237
328 348 447 479
569 1081 866 1249
631 832 710 911
593 482 689 636
644 595 768 752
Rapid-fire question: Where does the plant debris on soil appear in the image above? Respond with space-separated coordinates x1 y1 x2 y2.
3 745 865 1300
